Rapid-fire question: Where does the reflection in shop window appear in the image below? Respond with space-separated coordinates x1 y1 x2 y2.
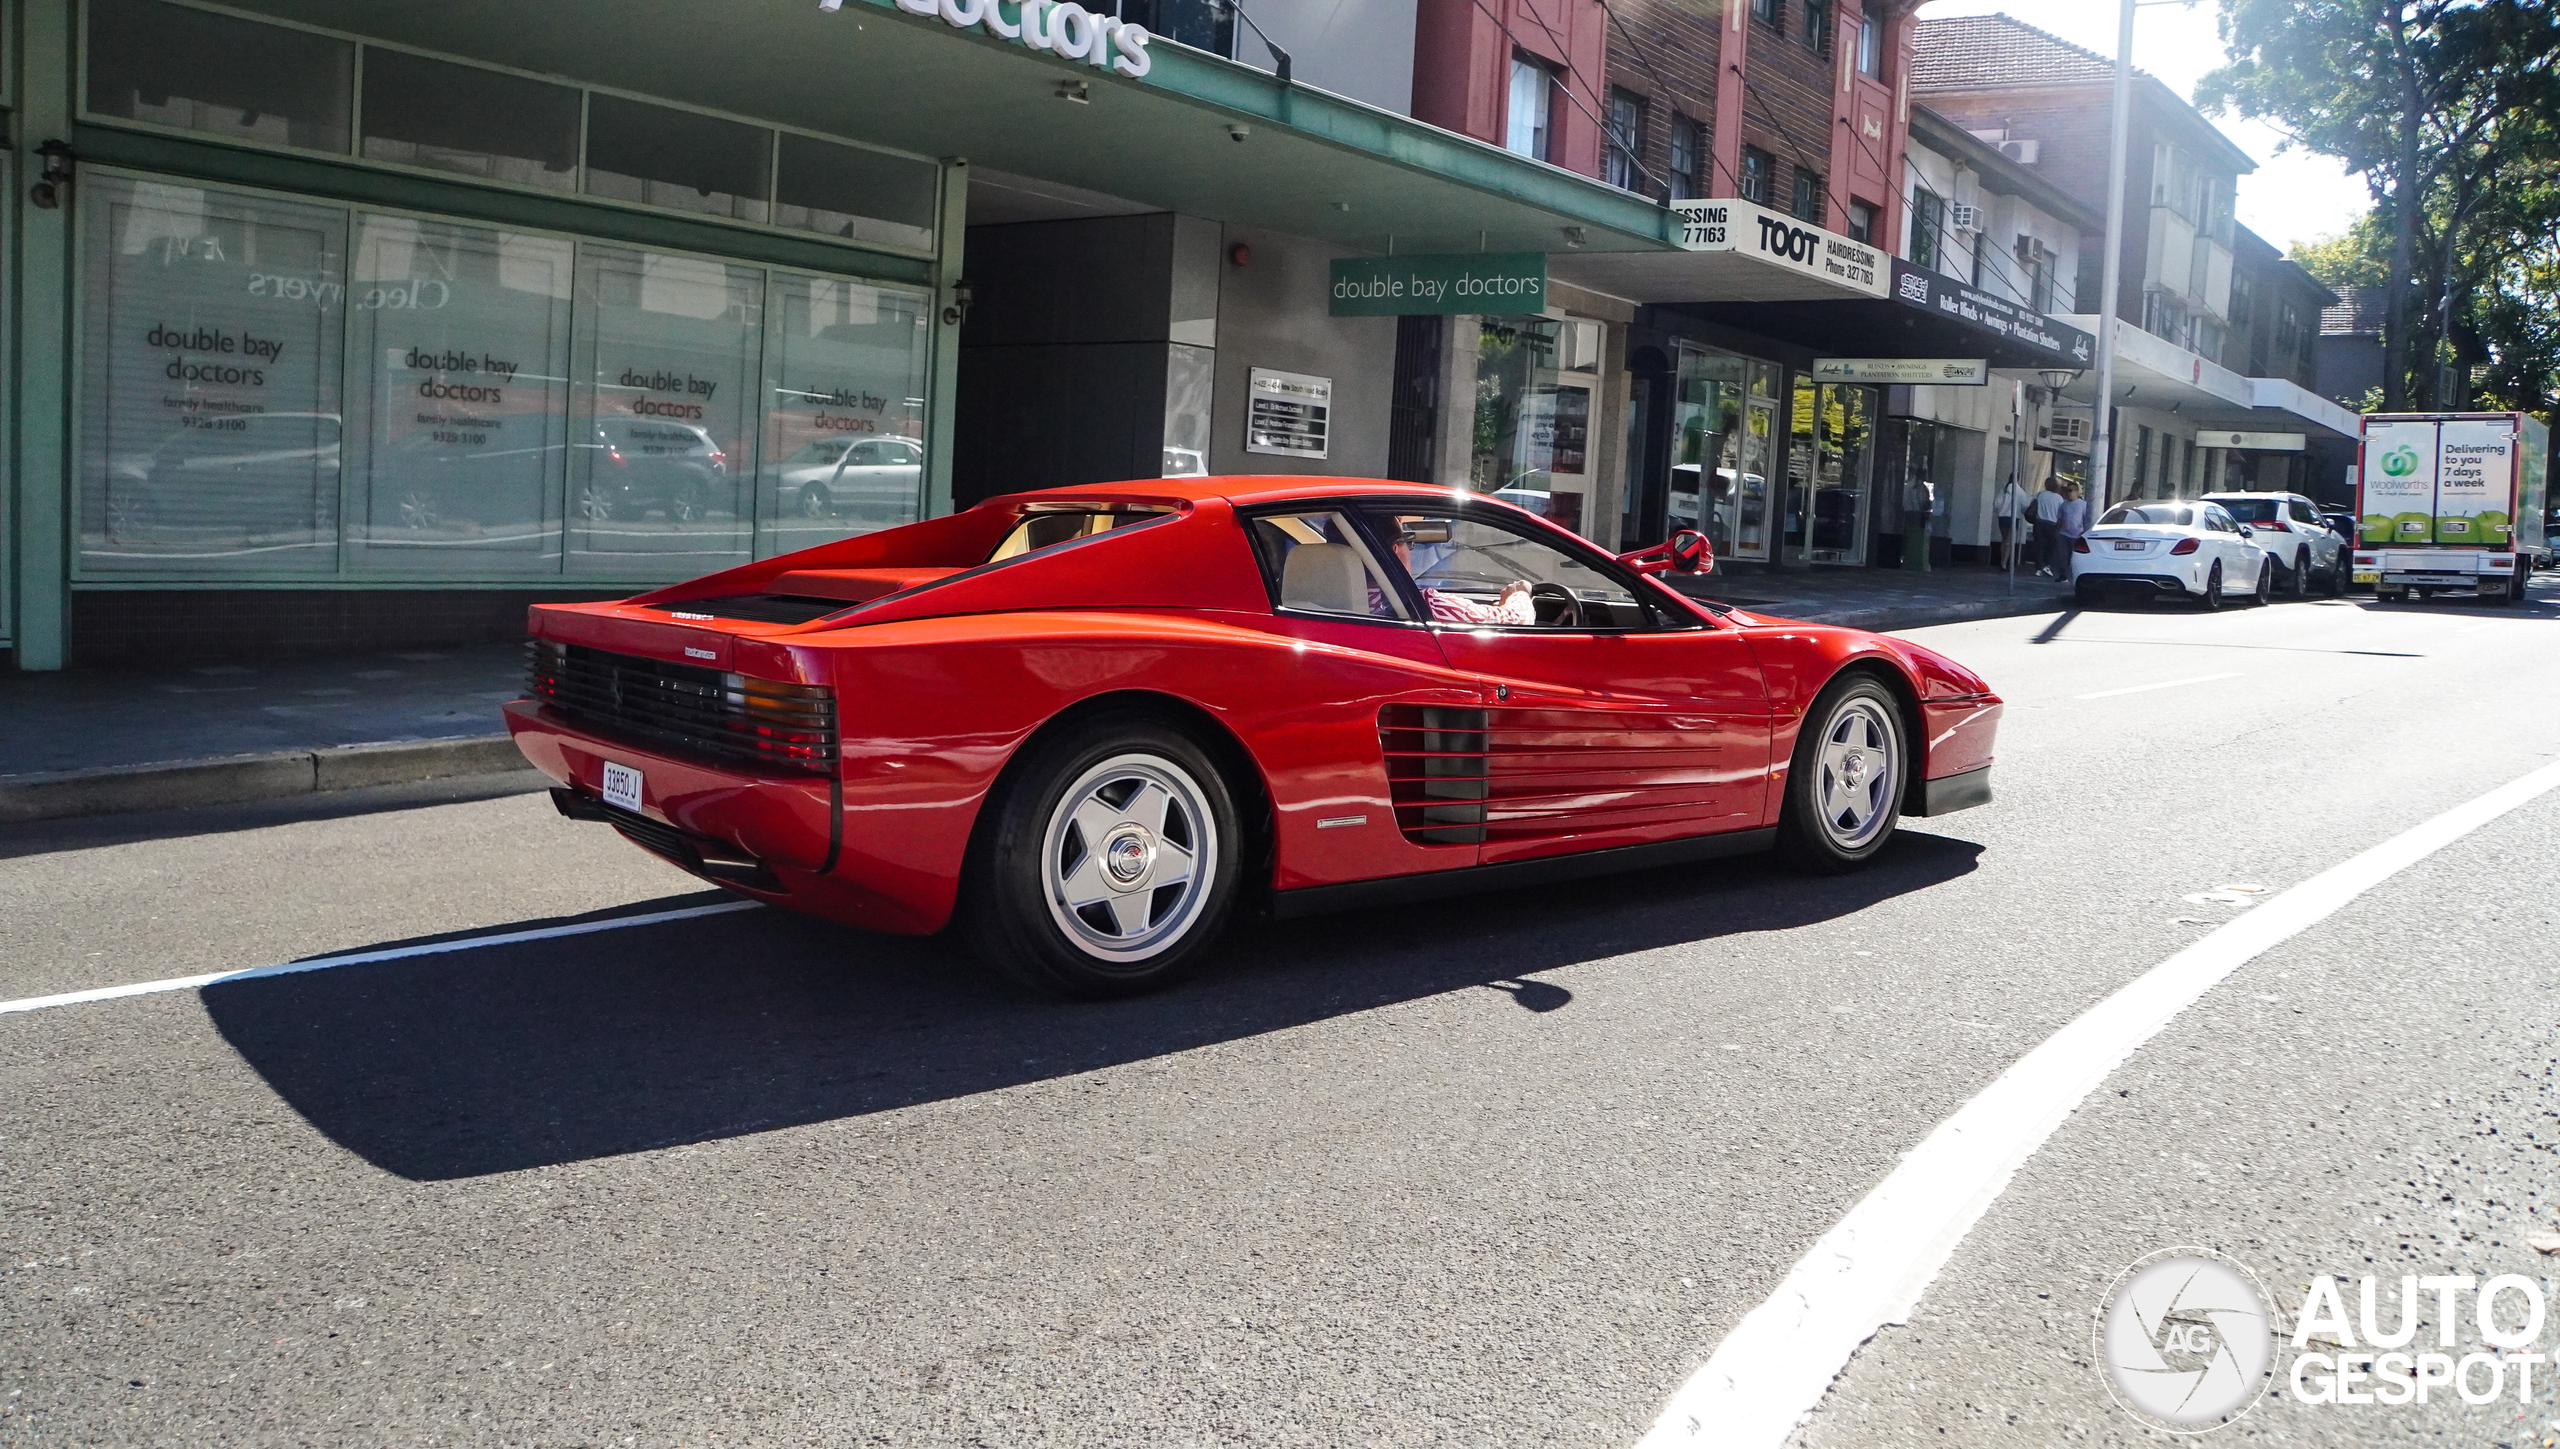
585 95 772 224
756 274 933 557
79 178 347 574
360 49 580 193
1471 317 1597 536
347 216 574 571
86 0 353 152
570 246 761 573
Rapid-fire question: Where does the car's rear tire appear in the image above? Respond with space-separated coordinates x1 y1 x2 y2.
1777 673 1904 874
2199 561 2224 610
2288 550 2310 598
960 716 1241 999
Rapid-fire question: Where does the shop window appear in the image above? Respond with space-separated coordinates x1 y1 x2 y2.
568 245 763 573
1790 168 1825 224
756 275 934 557
1470 317 1593 533
1605 90 1646 192
1801 0 1832 54
774 133 940 253
78 177 347 574
360 49 579 192
1740 147 1775 206
86 0 351 153
1908 186 1945 272
346 216 575 572
1668 116 1701 201
585 94 772 224
1505 57 1555 162
1845 199 1877 244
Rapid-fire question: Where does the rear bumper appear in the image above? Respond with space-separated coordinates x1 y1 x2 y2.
2075 571 2193 594
1908 764 1992 817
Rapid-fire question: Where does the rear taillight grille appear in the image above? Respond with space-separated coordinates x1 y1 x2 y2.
527 640 838 774
1379 704 1488 845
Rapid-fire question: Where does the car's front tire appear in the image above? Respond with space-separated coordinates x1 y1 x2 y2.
960 717 1241 998
2199 561 2224 610
1777 673 1904 873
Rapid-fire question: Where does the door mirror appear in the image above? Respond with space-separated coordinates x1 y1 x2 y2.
2238 525 2256 538
1618 527 1714 576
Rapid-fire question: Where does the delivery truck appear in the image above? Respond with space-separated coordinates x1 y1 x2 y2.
2354 411 2550 602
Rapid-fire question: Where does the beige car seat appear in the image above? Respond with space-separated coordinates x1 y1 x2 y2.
1279 542 1374 615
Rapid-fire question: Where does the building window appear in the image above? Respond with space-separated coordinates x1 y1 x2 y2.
1506 56 1555 161
360 49 579 192
1790 168 1824 224
1669 115 1701 200
1856 14 1882 75
1119 0 1235 58
1909 186 1945 272
1754 0 1783 36
1846 199 1877 243
585 94 774 224
2014 234 2055 312
1606 89 1646 191
87 0 354 152
2144 291 2190 347
1740 146 1775 205
1802 0 1832 54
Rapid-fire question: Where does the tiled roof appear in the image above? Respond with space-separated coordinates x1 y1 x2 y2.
2322 284 2388 336
1912 14 2137 92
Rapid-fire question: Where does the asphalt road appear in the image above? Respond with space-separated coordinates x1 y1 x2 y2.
4 580 2557 1448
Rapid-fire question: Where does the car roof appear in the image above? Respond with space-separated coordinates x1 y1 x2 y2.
2200 491 2300 500
977 475 1516 512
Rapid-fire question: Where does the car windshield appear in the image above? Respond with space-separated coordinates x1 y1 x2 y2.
2213 498 2280 523
2100 505 2195 527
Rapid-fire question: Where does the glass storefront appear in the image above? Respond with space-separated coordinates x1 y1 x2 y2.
76 173 933 581
1469 316 1599 535
1786 377 1877 566
1669 344 1778 563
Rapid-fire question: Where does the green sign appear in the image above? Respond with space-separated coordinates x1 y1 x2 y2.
1328 252 1547 316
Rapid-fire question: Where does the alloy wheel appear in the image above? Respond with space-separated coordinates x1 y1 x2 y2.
1040 753 1219 964
1813 697 1900 853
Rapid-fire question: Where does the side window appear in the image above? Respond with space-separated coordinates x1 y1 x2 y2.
1364 507 1663 631
2292 498 2320 524
1246 511 1411 622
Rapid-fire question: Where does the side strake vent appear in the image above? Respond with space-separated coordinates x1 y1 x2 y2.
527 640 838 774
1379 704 1489 845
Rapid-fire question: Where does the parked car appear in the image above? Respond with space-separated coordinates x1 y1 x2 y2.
109 412 342 539
511 478 2003 997
770 435 923 522
2202 491 2349 595
575 418 729 524
2072 500 2272 609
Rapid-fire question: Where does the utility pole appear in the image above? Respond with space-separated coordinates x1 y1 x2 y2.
2085 0 2137 516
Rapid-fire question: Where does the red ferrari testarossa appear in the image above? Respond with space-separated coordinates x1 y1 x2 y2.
509 478 2001 996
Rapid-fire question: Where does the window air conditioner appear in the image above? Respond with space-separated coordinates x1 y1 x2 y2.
1948 203 1982 231
1996 139 2040 164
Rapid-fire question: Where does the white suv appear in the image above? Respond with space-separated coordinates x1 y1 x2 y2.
2201 492 2348 597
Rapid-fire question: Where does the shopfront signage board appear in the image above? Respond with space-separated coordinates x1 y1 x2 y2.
1328 253 1546 316
1888 261 2095 367
1246 367 1331 458
834 0 1155 77
2194 430 2306 451
1670 200 1888 298
1812 357 1988 385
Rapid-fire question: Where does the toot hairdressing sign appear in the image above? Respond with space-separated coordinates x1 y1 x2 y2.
824 0 1154 77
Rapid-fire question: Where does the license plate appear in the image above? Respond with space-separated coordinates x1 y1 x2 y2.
600 761 644 813
2112 540 2144 550
2353 572 2379 583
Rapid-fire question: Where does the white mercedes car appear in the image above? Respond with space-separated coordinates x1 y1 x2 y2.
2071 500 2272 609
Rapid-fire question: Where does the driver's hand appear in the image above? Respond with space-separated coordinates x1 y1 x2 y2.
1499 580 1531 606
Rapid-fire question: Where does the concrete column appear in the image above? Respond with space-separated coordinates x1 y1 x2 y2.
12 0 75 669
1431 315 1479 490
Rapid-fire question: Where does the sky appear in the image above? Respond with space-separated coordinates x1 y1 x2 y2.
1910 0 2375 258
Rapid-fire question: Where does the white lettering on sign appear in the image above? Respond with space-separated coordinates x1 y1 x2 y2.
822 0 1152 77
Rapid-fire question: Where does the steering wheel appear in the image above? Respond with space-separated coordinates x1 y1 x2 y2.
1529 582 1582 628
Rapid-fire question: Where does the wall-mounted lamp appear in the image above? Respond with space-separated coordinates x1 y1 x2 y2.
1560 225 1587 248
31 140 74 210
941 280 974 328
1056 79 1090 104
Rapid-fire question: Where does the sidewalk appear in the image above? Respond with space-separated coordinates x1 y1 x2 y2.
0 566 2069 823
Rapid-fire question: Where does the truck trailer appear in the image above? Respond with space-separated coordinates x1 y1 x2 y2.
2354 411 2551 602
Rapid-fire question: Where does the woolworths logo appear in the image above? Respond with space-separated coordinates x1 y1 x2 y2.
2381 446 2421 477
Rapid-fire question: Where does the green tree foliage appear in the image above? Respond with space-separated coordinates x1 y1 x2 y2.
2200 1 2560 414
2288 217 2391 289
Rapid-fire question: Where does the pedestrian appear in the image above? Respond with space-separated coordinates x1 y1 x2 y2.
1994 474 2030 570
2028 478 2067 579
2057 482 2090 578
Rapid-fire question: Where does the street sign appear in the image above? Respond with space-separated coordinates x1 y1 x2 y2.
1328 252 1547 316
2193 430 2306 451
1812 357 1989 385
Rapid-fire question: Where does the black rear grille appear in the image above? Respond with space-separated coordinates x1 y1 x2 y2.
1379 704 1489 845
527 640 838 774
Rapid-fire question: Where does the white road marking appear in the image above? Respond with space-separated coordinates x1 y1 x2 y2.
2074 671 2244 700
1637 756 2560 1449
0 901 760 1018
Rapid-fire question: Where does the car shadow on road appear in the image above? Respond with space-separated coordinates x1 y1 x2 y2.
202 831 1983 1181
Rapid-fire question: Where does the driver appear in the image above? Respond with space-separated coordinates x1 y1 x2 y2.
1389 520 1535 625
